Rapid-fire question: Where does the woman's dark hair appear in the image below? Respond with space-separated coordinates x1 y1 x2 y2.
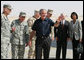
71 12 78 19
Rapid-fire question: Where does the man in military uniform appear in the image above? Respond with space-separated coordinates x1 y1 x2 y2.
1 4 12 59
27 10 40 59
47 9 54 41
10 12 29 59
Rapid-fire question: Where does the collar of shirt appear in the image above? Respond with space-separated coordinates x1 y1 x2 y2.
18 19 25 25
2 13 9 20
39 17 48 21
72 19 78 28
72 19 78 24
61 19 65 24
33 16 37 20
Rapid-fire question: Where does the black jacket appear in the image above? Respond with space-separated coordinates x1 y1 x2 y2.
54 20 70 40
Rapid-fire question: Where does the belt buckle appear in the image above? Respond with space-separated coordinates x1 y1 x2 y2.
42 36 44 38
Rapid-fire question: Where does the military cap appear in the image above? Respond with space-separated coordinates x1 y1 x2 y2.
19 12 26 17
47 9 53 14
3 4 12 10
34 10 39 13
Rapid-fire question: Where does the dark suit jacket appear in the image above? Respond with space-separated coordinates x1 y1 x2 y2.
54 20 70 41
81 21 83 42
81 21 83 37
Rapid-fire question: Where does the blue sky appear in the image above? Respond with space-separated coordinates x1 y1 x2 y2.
1 1 83 17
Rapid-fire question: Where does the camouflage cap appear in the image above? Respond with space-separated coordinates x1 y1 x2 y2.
3 4 12 10
47 9 53 14
19 12 26 17
34 10 39 13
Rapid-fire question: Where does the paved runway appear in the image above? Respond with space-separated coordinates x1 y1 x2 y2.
8 40 73 59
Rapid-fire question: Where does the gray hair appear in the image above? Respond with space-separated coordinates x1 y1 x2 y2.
39 9 46 14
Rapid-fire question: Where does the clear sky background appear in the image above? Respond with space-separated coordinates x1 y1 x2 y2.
1 1 83 19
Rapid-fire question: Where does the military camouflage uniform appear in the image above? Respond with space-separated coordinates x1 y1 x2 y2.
50 26 54 39
11 19 29 59
47 9 54 40
27 16 37 59
1 14 11 59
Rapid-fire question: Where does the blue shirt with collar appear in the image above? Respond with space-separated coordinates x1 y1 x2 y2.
32 17 54 37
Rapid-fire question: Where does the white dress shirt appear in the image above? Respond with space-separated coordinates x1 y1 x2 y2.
61 19 65 25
